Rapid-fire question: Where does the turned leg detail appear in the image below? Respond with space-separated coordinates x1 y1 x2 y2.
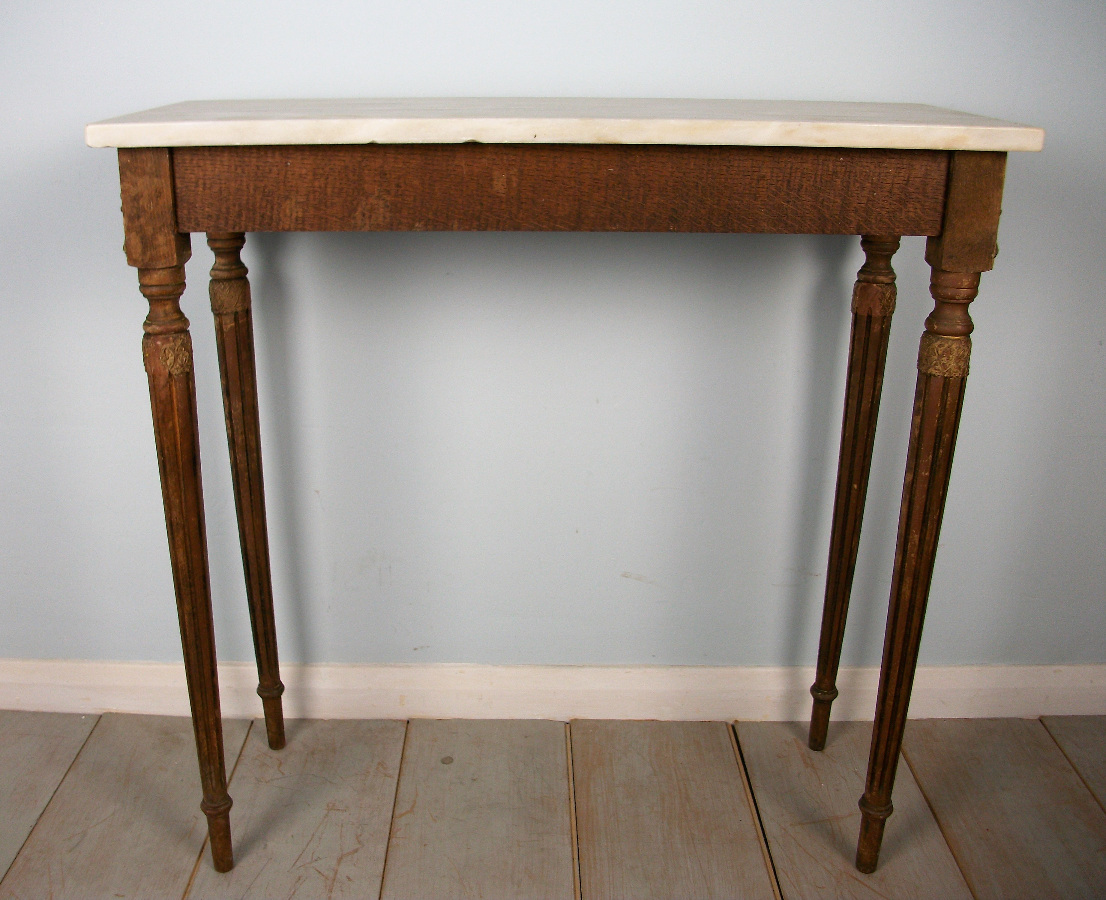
140 264 234 872
855 267 979 873
207 233 286 751
809 235 901 751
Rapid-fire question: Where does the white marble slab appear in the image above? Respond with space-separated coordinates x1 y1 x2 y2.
86 98 1043 151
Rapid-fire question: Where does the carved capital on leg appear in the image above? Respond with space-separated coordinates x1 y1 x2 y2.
851 234 900 315
208 232 251 313
141 265 194 379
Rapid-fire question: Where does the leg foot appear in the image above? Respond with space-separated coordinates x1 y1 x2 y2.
808 686 837 752
202 797 234 872
855 798 893 873
205 804 235 875
259 687 287 750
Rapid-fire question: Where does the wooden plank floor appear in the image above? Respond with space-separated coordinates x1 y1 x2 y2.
0 710 96 879
188 718 406 899
0 713 251 900
1042 716 1106 809
382 719 576 900
903 718 1106 900
572 720 777 899
1 713 1104 899
737 720 971 899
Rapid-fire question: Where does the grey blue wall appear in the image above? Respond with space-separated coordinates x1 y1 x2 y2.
1 1 1102 667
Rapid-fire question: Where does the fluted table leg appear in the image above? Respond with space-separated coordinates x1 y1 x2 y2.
207 232 285 750
809 234 900 751
853 149 1006 874
119 147 235 872
856 266 979 873
140 264 234 872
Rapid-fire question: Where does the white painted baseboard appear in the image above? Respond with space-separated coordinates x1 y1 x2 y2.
0 660 1103 721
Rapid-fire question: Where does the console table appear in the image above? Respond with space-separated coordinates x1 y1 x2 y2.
86 98 1043 875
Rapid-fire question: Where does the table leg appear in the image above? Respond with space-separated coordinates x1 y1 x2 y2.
855 266 979 873
140 264 235 872
207 233 286 750
809 234 900 751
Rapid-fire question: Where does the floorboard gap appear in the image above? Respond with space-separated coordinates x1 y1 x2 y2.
1039 716 1106 818
730 723 784 900
566 722 582 900
375 718 411 900
900 737 979 900
0 712 102 886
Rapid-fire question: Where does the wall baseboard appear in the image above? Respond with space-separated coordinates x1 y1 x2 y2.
0 660 1102 721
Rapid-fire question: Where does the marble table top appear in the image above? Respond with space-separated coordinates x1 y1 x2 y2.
86 98 1043 152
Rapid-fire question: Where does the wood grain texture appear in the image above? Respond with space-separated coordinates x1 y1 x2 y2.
0 712 97 879
172 144 948 236
738 720 970 900
0 713 248 900
572 720 776 900
925 150 1007 273
380 719 575 900
118 148 191 269
904 718 1106 900
1042 716 1106 810
188 718 406 899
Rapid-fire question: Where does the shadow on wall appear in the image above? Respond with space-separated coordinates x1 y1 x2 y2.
243 230 915 671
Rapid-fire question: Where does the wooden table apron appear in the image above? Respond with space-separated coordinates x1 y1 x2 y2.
116 141 1007 875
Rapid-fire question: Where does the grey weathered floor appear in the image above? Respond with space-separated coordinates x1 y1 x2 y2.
1 712 1103 899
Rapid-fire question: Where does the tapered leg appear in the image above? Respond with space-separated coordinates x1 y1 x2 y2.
809 235 900 751
140 264 234 872
855 266 979 873
207 233 286 751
